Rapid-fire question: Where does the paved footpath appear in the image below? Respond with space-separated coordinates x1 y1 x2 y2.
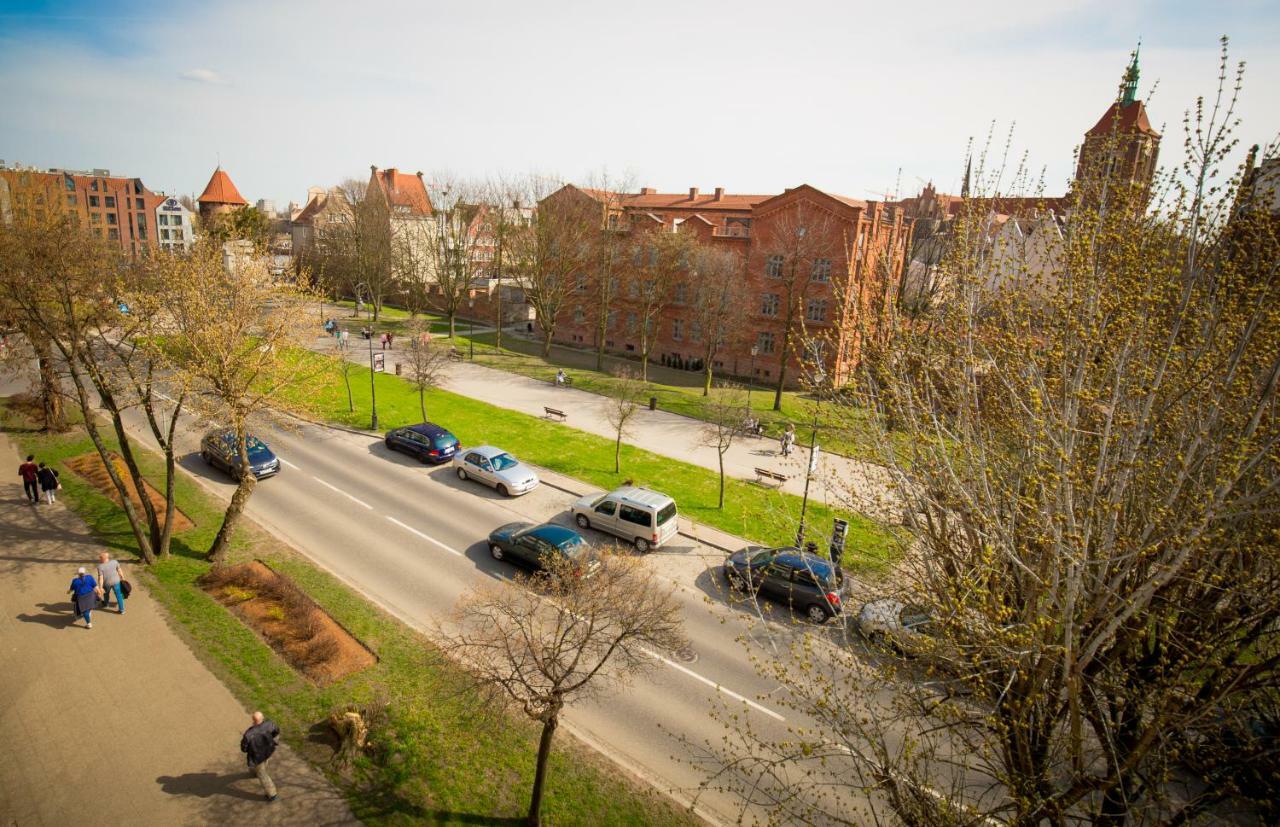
0 435 357 827
315 328 902 524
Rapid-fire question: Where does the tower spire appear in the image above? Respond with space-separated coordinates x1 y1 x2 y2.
961 154 972 198
1121 41 1141 106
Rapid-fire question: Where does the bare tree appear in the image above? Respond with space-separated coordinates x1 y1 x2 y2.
512 179 595 358
317 176 396 321
604 368 643 473
582 176 634 371
478 176 532 352
400 320 450 423
631 229 696 382
700 388 746 508
424 178 481 338
688 246 747 395
443 553 686 826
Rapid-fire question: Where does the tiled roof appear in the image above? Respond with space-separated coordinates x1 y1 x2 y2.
621 192 769 211
371 168 432 215
1087 100 1159 138
197 167 248 206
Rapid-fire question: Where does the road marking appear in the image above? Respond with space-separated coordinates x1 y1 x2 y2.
385 516 464 556
640 645 786 722
155 391 174 403
311 476 373 509
280 458 300 470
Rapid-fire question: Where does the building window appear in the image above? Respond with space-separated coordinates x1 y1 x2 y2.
628 281 639 299
105 196 116 208
135 197 144 209
672 319 683 341
625 311 638 333
66 195 77 207
811 258 831 281
691 320 702 342
107 213 118 226
573 306 585 324
173 229 183 240
805 298 827 323
761 293 780 317
158 214 169 226
161 229 170 240
673 283 687 304
138 227 147 240
575 272 587 292
91 180 99 192
89 196 100 208
136 213 146 229
757 332 775 354
607 310 618 328
107 228 119 240
765 254 783 278
90 212 101 223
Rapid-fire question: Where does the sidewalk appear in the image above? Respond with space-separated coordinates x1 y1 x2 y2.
0 436 357 826
314 333 902 524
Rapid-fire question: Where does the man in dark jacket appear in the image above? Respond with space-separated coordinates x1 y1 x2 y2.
240 711 281 801
18 455 39 504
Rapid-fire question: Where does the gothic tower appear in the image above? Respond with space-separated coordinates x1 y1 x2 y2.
1073 47 1161 210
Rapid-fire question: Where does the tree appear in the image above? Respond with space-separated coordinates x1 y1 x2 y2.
632 229 695 382
158 244 322 565
604 369 643 473
581 176 634 371
688 246 747 395
512 180 595 358
424 178 481 338
479 176 531 352
443 553 686 826
315 177 396 322
700 388 746 508
710 43 1280 826
400 320 450 422
204 206 272 250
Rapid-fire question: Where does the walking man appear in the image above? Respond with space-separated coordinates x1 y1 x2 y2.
241 711 281 802
97 551 126 614
69 566 99 628
18 454 39 504
340 329 349 351
36 462 59 504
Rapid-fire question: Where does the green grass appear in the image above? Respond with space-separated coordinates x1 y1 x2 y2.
284 349 901 571
2 400 697 826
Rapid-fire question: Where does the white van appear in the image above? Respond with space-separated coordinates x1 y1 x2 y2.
570 486 679 552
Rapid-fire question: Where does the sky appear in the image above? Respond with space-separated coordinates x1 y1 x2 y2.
1 0 1278 208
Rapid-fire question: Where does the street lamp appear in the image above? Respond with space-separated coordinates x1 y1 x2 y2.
367 325 379 431
468 297 475 360
794 364 825 548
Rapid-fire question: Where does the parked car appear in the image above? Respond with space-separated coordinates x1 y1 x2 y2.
453 446 539 496
487 521 599 577
571 486 678 552
384 422 459 464
855 599 937 653
722 545 844 623
200 428 281 479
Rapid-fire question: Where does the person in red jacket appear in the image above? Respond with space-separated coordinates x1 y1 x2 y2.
17 455 38 505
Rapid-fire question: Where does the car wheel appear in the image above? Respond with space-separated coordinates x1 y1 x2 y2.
497 484 509 497
575 514 590 529
201 450 212 466
490 544 504 560
634 537 651 554
806 604 831 624
457 467 468 481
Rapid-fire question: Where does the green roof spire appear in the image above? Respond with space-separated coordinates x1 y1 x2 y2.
1122 42 1141 106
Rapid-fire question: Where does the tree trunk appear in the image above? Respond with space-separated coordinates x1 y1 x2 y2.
639 329 650 382
614 433 622 473
208 472 255 566
526 713 560 827
773 328 792 412
541 329 553 359
343 366 354 412
448 312 457 339
35 344 65 431
717 449 726 508
703 360 713 396
419 388 427 423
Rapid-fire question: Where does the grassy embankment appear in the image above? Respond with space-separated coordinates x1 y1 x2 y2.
1 400 697 826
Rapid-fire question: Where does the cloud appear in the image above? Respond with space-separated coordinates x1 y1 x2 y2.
179 68 224 84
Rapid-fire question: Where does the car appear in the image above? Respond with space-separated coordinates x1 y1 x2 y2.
855 599 937 653
384 422 459 464
722 545 845 623
453 446 539 496
200 428 281 479
570 486 678 552
487 522 599 577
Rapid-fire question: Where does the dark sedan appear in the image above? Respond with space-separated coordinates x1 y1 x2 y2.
200 428 281 479
723 545 844 623
487 522 599 577
384 422 459 464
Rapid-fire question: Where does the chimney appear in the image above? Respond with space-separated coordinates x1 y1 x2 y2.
370 164 377 173
386 167 398 177
640 187 656 195
714 187 724 201
688 187 699 201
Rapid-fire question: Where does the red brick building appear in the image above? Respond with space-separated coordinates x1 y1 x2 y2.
539 183 910 389
196 166 248 222
0 167 165 256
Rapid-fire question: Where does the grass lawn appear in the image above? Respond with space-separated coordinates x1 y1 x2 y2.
1 400 697 826
283 349 901 572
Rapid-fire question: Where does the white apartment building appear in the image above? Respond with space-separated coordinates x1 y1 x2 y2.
155 196 194 252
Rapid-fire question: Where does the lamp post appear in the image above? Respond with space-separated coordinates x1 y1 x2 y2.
356 280 378 431
795 365 824 547
468 297 475 360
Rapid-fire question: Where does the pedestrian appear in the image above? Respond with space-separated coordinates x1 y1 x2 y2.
96 551 126 615
380 332 388 350
386 331 394 349
18 454 39 505
240 711 281 802
36 462 60 504
340 329 349 350
69 566 100 628
779 426 791 458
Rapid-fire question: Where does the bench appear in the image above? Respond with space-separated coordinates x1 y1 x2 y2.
448 348 465 362
553 376 574 387
754 467 788 486
543 406 567 421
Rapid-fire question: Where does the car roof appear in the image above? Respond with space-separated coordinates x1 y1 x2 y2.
406 422 451 438
607 486 674 509
527 524 582 546
206 428 261 442
466 445 509 459
770 548 836 577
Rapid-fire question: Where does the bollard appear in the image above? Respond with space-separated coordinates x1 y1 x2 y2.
395 362 402 376
649 396 657 411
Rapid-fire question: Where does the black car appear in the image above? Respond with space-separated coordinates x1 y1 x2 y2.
200 428 281 479
384 422 459 464
723 546 844 623
487 522 599 577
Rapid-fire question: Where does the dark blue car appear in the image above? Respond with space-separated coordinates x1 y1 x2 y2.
723 546 844 623
384 422 459 464
200 428 281 479
487 522 600 577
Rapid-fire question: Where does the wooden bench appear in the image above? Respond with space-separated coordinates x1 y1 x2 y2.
448 348 465 362
754 467 788 486
543 406 567 421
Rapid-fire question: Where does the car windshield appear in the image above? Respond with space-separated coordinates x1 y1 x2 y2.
490 453 518 471
656 502 677 525
222 434 267 454
558 534 587 559
748 549 772 565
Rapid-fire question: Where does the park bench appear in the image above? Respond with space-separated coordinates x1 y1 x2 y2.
543 406 567 422
754 467 788 486
448 348 465 362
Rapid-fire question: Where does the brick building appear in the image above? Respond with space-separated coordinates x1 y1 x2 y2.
0 166 165 256
196 166 248 222
538 183 910 389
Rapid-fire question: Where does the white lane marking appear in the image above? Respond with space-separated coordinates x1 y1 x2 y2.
280 458 300 470
311 476 373 509
155 392 174 402
385 516 464 556
640 645 786 722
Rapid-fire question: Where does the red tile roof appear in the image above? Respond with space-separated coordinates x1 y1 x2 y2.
1087 100 1159 138
197 167 248 206
621 191 769 211
370 167 433 216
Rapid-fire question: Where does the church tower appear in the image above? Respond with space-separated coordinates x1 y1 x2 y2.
1073 48 1161 210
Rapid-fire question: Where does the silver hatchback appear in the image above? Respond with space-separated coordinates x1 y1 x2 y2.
453 445 540 497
